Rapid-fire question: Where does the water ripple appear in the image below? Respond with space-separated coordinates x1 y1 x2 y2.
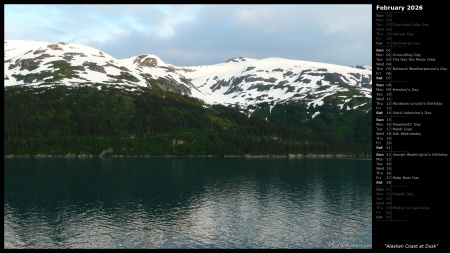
5 158 371 249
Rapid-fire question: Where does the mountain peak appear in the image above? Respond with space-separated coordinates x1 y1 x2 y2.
4 39 371 118
121 54 168 68
225 57 253 63
4 40 194 95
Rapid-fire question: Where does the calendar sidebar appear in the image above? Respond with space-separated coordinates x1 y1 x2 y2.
372 2 447 250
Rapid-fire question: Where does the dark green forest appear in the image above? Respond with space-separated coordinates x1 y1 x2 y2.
4 85 371 156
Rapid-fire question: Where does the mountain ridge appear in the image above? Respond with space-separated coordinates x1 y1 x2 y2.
4 40 372 156
4 40 372 119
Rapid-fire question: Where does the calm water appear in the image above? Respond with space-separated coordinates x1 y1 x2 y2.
4 157 372 249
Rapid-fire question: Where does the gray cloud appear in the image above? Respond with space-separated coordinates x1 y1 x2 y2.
5 4 371 67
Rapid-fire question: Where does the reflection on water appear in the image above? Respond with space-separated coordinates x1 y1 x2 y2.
4 158 371 249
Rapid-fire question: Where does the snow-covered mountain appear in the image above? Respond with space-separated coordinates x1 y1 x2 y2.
4 40 372 117
4 40 201 95
175 57 372 115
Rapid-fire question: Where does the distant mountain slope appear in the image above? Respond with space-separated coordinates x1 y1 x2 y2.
175 56 372 116
4 40 201 95
4 40 372 156
4 40 371 120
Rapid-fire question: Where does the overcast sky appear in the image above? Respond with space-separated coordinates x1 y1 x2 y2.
5 4 372 67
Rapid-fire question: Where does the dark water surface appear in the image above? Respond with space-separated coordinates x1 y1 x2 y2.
4 157 372 249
